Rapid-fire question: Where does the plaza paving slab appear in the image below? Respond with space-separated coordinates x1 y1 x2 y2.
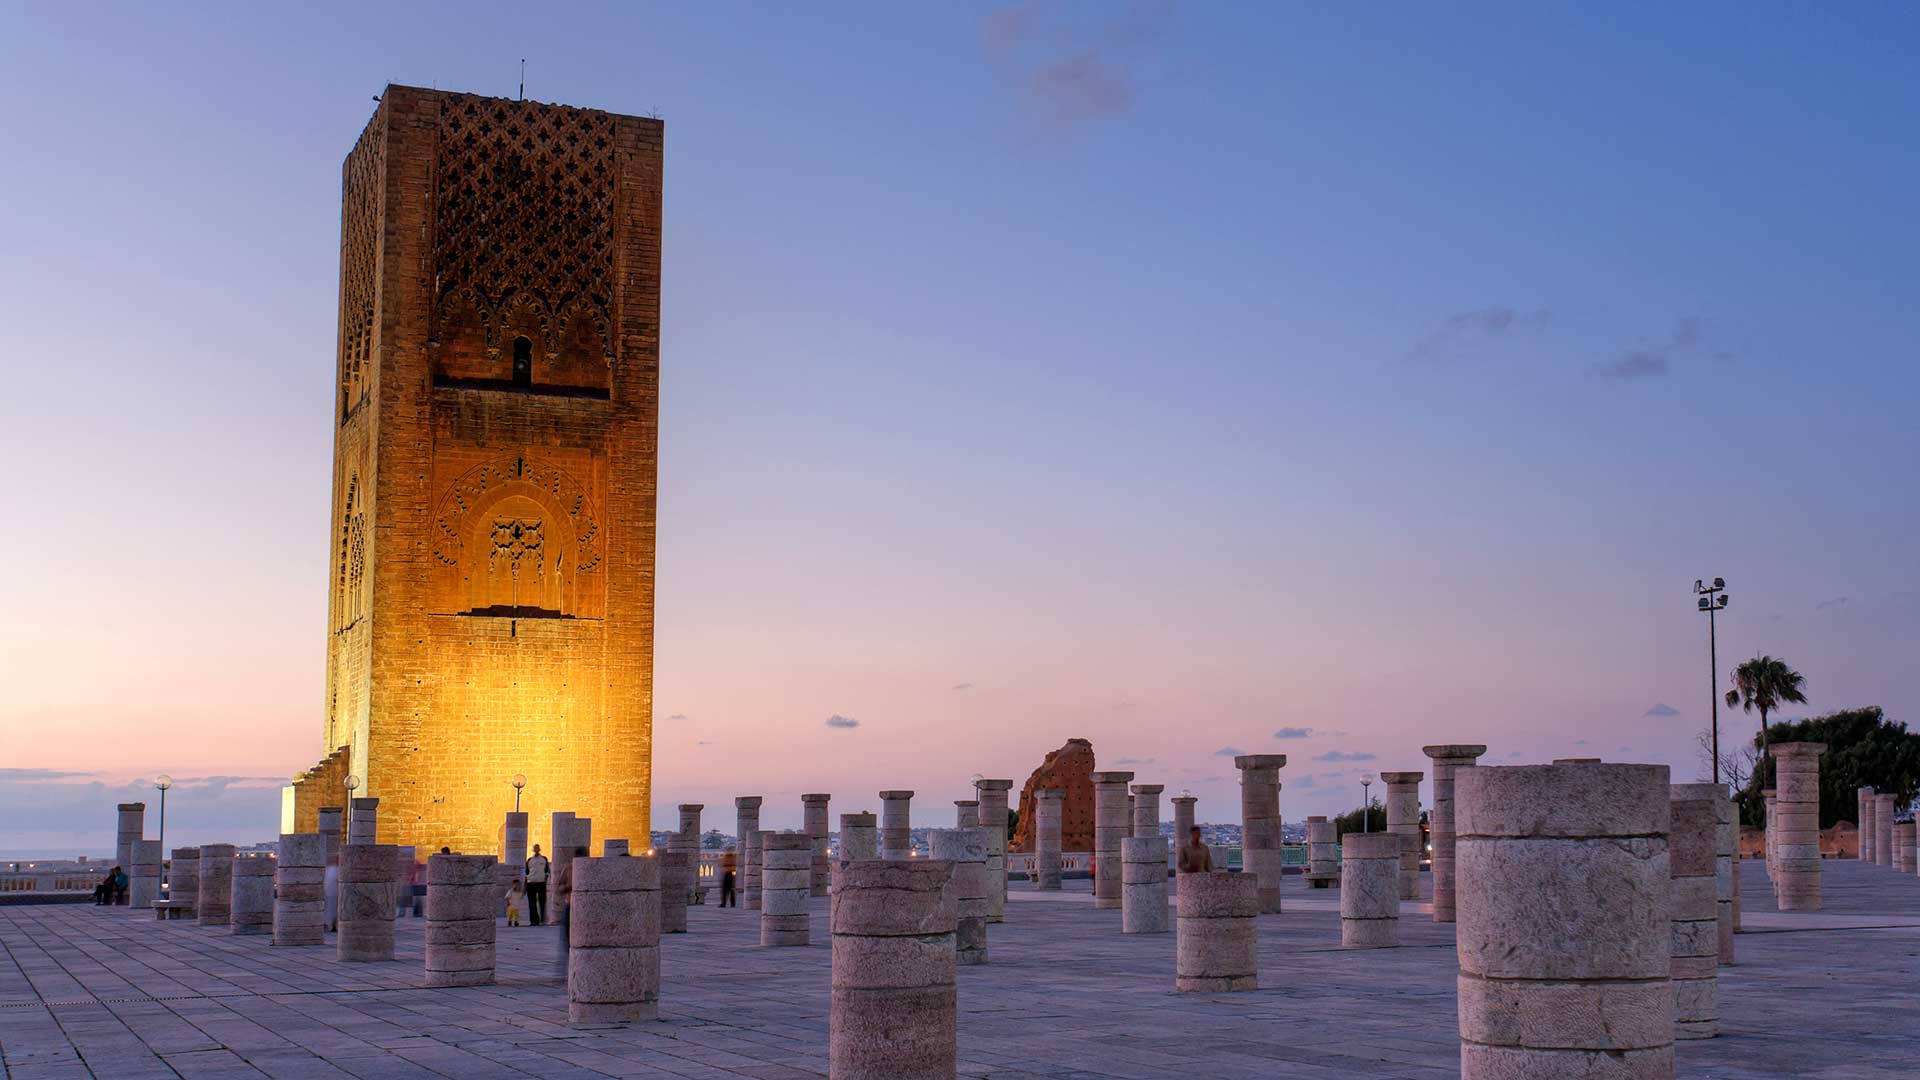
2 859 1916 1079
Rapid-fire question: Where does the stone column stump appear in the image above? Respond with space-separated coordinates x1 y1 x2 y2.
1770 743 1827 910
1856 786 1875 862
1670 784 1720 1039
1894 822 1916 874
674 805 702 902
1175 871 1258 992
973 779 1013 922
1091 771 1135 910
1304 816 1338 888
1872 793 1895 868
879 791 915 860
1381 771 1424 901
658 850 690 933
568 854 661 1025
803 794 833 896
929 828 988 963
1234 756 1287 913
735 796 763 909
274 833 327 945
1710 788 1737 962
1340 832 1400 948
954 800 978 828
348 797 379 844
1034 789 1065 890
830 859 956 1080
317 807 343 867
1456 763 1674 1079
115 803 144 904
501 811 529 916
197 843 237 926
229 854 275 935
762 832 814 946
129 840 162 910
168 847 199 914
339 843 399 962
1130 784 1162 837
1121 835 1169 934
426 853 498 987
839 812 879 863
1422 744 1486 923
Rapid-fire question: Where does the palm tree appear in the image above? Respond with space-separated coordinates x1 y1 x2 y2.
1725 655 1808 786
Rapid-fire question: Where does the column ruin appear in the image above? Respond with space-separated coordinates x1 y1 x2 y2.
1872 792 1895 867
425 853 498 987
1091 771 1134 910
1422 743 1485 923
338 842 398 961
1304 816 1337 888
273 833 326 945
839 812 878 862
658 849 690 933
1711 788 1736 963
1234 755 1286 914
196 843 236 926
735 796 763 909
1121 835 1169 934
1172 793 1197 851
879 791 914 860
1455 763 1673 1079
128 839 162 910
1131 783 1162 837
1769 742 1826 910
830 859 956 1080
229 854 275 935
803 794 832 896
168 847 199 914
1381 771 1424 901
1340 832 1400 948
1034 789 1064 890
568 854 661 1024
317 807 343 867
1670 783 1720 1039
928 828 988 964
1894 821 1916 874
761 831 813 945
501 811 529 916
1856 785 1875 862
974 779 1013 922
348 797 379 844
954 800 978 828
1174 871 1258 992
114 802 144 904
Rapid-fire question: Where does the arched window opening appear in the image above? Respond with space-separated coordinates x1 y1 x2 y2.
512 336 533 388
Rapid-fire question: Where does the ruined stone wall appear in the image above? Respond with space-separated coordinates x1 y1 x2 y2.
1011 738 1097 853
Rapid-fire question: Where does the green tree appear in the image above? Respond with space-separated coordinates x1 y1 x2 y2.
1735 706 1920 828
1725 654 1808 775
1333 799 1386 837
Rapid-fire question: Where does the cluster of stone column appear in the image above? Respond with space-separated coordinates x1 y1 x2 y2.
1233 756 1285 913
879 791 914 860
115 803 144 904
1856 786 1874 861
1121 835 1168 934
1670 784 1720 1039
1034 790 1064 890
1768 742 1826 911
830 859 956 1080
1340 832 1399 948
169 847 199 914
1423 744 1485 922
339 842 398 961
129 840 162 909
929 828 988 963
761 831 812 946
802 794 832 896
568 855 660 1024
197 843 236 926
229 854 275 935
425 853 497 987
1872 792 1895 867
974 779 1012 922
735 796 763 909
274 833 326 945
1174 871 1257 992
1304 816 1337 887
1455 763 1674 1079
1381 771 1423 901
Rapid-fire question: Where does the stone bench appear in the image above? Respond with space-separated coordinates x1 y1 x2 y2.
152 900 193 920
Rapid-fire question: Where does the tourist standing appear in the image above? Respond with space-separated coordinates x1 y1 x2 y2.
505 880 525 927
1178 826 1213 873
524 844 550 926
720 848 737 907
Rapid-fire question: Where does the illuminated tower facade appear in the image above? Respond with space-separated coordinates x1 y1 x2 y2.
286 85 661 854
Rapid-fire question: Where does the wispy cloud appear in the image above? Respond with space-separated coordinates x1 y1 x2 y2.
666 713 689 721
1816 596 1849 611
0 768 98 782
951 682 974 691
1213 746 1246 758
1643 703 1680 718
1314 750 1376 762
825 714 860 730
1115 757 1156 765
1408 306 1551 362
980 4 1168 134
1593 317 1704 381
1272 726 1313 739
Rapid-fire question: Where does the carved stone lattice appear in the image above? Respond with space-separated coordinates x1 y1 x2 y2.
339 115 383 421
337 477 368 632
432 94 614 362
431 456 604 578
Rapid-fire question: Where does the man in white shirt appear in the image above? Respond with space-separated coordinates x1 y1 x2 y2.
524 845 551 925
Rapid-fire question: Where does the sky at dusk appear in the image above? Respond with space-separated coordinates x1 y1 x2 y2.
3 3 1916 856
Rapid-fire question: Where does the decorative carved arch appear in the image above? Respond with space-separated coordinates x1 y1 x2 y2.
430 455 606 618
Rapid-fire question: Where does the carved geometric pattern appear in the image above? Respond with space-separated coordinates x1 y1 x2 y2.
337 476 368 632
432 94 615 362
489 518 545 572
339 115 383 421
431 455 604 576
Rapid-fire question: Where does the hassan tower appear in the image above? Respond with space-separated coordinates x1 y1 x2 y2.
282 86 662 854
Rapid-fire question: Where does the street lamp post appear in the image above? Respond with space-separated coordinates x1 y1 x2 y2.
155 775 172 897
512 774 527 812
344 774 361 844
1694 577 1731 783
1359 772 1375 833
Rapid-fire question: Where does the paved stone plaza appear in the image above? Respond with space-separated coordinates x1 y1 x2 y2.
3 860 1915 1079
